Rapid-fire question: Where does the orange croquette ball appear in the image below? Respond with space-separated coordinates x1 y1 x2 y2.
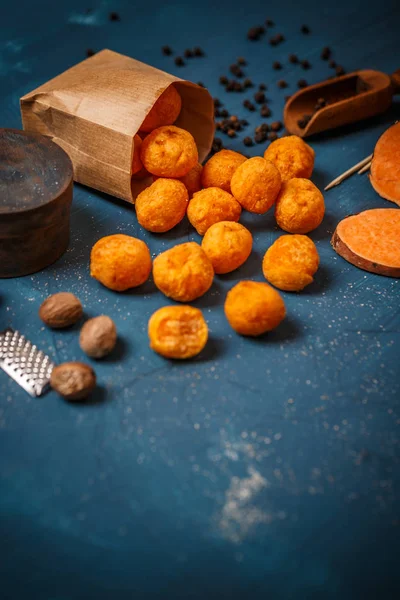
140 85 182 133
262 234 320 291
132 134 143 175
90 234 151 292
153 162 203 197
263 135 315 181
140 125 198 178
135 179 189 232
201 149 247 192
187 187 242 235
201 221 253 274
230 156 281 214
153 242 214 302
224 281 286 336
148 305 208 359
275 178 325 234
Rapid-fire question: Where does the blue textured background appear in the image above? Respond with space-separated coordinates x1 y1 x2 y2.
1 1 400 598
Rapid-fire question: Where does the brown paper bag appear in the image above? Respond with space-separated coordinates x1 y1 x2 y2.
20 49 215 202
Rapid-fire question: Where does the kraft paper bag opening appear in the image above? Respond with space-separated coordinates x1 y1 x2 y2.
20 49 215 203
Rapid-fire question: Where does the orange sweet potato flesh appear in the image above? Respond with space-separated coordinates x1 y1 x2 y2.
370 122 400 206
331 208 400 277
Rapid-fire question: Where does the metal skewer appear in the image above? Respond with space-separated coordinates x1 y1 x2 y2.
324 154 373 191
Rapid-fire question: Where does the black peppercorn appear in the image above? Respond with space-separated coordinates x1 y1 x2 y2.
237 57 247 65
109 11 120 21
271 121 283 131
255 131 267 143
273 61 282 70
277 79 288 88
254 91 266 104
243 136 253 147
267 132 278 141
336 65 345 76
328 59 337 68
184 49 194 58
297 115 311 129
259 83 267 91
243 100 256 111
197 81 205 88
265 18 274 26
220 109 229 118
288 53 298 64
243 78 253 88
194 47 204 57
86 48 96 57
301 25 310 34
260 104 271 118
162 45 173 56
321 47 331 60
175 57 185 66
219 75 228 85
297 79 308 88
301 59 311 70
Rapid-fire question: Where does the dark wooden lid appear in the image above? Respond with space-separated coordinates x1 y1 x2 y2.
0 128 73 215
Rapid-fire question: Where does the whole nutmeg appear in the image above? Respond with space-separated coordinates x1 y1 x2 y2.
79 315 117 358
39 292 83 328
50 362 96 401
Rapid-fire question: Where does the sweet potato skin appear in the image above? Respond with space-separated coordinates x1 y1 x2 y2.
370 122 400 206
331 209 400 278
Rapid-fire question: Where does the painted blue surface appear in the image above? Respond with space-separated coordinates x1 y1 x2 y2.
1 1 400 598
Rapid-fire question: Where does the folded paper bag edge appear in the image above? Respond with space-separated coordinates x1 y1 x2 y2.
20 49 214 203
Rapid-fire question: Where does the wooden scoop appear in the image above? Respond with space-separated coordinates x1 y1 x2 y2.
284 69 400 138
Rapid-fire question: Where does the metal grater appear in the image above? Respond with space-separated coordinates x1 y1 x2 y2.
0 328 55 397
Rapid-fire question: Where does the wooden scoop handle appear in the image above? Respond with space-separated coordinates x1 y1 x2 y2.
391 69 400 94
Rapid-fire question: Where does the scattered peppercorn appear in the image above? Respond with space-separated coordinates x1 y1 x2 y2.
215 109 222 118
329 59 337 68
194 47 204 57
301 25 310 34
271 121 283 132
234 81 243 92
243 78 253 88
109 11 120 21
220 109 229 118
230 64 244 77
212 137 223 151
237 57 247 65
184 49 194 58
289 53 298 64
301 59 311 70
267 132 278 141
175 57 185 66
247 26 265 41
254 91 266 104
314 97 327 111
197 81 206 87
277 79 288 88
269 33 285 46
260 104 271 118
219 75 229 85
227 129 236 138
259 83 267 91
162 45 173 56
265 18 274 26
297 78 308 88
243 100 256 111
226 80 235 92
284 95 291 103
321 47 331 60
336 65 345 76
297 114 311 129
243 136 253 147
273 61 282 70
86 48 96 57
240 119 249 126
255 131 267 144
213 98 222 108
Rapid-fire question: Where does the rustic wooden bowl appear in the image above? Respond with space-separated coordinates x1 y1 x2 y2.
0 129 73 278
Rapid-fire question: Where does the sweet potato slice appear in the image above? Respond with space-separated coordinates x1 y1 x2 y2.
370 122 400 206
331 208 400 277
